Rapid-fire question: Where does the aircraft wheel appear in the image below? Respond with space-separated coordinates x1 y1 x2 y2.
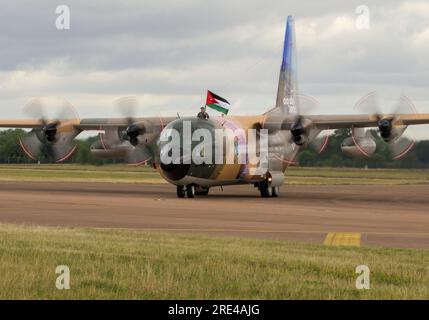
176 185 186 198
271 186 279 198
186 185 195 198
259 181 272 198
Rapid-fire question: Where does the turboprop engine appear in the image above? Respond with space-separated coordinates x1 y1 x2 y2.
345 93 416 160
341 136 376 158
92 97 162 165
18 98 81 163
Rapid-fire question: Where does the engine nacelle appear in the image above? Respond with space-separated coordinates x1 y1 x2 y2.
341 137 376 158
90 140 127 159
290 118 312 146
378 118 407 143
125 120 159 146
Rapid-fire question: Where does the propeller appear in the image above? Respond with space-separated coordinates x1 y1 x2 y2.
262 94 329 166
114 96 145 147
19 98 79 163
353 92 416 160
287 95 330 154
98 96 162 165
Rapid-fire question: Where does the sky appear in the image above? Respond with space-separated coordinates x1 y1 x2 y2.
0 0 428 138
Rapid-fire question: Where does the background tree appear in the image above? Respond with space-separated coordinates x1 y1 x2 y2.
0 129 427 167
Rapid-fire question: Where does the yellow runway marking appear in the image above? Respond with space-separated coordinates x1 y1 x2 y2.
324 232 361 247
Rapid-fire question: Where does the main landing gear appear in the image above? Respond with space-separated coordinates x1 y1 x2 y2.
177 182 279 198
177 185 209 198
257 180 280 198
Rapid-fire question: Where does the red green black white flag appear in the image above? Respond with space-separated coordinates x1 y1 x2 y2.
206 90 230 114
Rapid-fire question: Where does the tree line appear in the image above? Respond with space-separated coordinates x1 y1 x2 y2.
0 129 116 165
0 129 428 168
298 129 429 168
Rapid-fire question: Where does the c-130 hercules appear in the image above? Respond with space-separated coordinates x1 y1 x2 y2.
1 16 429 198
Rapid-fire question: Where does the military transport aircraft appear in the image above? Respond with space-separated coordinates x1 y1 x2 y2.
1 16 429 198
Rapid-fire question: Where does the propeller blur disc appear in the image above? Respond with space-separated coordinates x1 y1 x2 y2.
353 93 417 160
19 98 79 163
98 96 164 166
265 94 329 166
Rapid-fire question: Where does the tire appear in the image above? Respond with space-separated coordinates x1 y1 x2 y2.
176 185 186 198
271 186 279 198
186 185 195 198
259 181 272 198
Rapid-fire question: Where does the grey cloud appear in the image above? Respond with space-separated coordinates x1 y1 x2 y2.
0 0 428 141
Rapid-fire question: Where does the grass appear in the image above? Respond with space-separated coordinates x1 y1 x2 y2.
0 164 428 185
0 164 164 184
285 167 429 185
0 166 427 299
0 223 427 299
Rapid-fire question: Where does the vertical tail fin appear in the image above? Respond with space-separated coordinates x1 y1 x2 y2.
275 16 299 114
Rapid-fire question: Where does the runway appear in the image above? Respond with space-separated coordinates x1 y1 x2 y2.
0 181 428 249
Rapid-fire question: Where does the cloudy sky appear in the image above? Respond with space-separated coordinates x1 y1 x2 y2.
0 0 428 137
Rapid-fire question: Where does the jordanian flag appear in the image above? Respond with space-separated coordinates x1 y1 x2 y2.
206 90 230 114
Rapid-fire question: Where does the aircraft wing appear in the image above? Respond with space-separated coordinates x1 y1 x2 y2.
0 117 177 130
1 114 429 130
0 119 47 129
76 117 176 130
280 114 429 130
75 117 177 130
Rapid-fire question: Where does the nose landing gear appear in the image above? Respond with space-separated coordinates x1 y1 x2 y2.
176 185 199 198
186 185 195 198
176 185 186 198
